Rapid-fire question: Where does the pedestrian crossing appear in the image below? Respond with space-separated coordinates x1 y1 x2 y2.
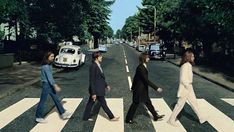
0 98 39 129
221 98 234 106
0 97 234 132
93 98 124 132
150 99 186 132
198 99 234 132
30 98 82 132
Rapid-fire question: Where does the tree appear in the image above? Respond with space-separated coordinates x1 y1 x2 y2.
122 15 140 41
84 0 114 48
115 29 122 39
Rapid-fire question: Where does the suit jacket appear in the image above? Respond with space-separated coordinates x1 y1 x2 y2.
131 63 158 102
177 62 193 97
89 61 108 96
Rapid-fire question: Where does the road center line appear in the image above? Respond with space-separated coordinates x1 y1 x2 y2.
126 65 129 73
127 76 132 90
125 59 128 64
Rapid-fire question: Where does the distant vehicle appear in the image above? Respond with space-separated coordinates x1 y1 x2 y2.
54 45 85 68
98 44 108 52
128 42 134 47
148 43 165 60
137 44 146 52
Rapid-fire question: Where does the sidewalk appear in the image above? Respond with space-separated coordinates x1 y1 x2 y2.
0 62 62 99
167 58 234 92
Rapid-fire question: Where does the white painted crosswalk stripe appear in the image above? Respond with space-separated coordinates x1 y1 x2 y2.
150 98 187 132
221 98 234 106
198 99 234 132
93 98 124 132
0 98 39 129
30 98 82 132
1 97 234 131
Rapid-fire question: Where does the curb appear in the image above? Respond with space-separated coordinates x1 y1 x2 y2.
167 60 234 92
0 69 63 99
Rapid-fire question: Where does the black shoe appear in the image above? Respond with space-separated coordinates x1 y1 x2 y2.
154 114 165 121
125 120 137 124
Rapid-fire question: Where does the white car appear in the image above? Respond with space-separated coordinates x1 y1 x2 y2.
54 45 85 68
98 44 107 52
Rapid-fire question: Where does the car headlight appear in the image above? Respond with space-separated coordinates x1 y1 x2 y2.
73 59 76 63
55 58 58 61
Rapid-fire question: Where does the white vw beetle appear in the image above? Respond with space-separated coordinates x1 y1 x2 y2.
54 45 85 68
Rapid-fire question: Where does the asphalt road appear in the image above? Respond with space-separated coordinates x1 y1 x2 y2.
0 44 234 132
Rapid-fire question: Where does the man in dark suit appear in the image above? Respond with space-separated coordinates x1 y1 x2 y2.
125 52 165 124
83 52 119 121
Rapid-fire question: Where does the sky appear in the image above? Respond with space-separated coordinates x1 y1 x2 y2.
109 0 142 33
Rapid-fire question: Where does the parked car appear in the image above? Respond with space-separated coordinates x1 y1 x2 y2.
98 44 107 52
148 43 166 60
137 44 146 52
54 45 85 68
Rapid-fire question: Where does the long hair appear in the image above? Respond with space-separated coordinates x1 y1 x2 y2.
139 52 149 64
92 51 101 61
41 51 54 65
180 49 195 66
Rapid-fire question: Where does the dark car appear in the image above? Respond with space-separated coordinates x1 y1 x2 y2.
147 43 166 60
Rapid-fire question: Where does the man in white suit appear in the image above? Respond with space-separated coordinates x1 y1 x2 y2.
167 49 208 127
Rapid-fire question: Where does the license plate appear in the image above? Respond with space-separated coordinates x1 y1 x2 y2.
63 57 67 62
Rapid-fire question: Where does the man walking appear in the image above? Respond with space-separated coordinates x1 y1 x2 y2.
83 52 119 121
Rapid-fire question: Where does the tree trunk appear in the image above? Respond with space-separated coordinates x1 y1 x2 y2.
94 35 98 49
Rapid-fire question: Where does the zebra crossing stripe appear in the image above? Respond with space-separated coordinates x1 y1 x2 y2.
198 99 234 132
0 98 39 129
150 98 187 132
221 98 234 106
30 98 82 132
93 98 124 132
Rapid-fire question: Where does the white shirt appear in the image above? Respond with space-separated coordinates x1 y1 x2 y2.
143 63 147 69
96 61 103 73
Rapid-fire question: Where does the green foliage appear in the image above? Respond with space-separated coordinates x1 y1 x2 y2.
122 15 140 40
0 0 115 45
123 0 234 58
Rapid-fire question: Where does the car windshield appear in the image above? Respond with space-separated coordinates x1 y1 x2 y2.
150 44 160 51
60 48 75 54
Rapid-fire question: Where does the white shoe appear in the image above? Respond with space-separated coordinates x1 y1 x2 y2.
36 118 47 123
88 118 94 121
167 120 179 127
61 112 72 119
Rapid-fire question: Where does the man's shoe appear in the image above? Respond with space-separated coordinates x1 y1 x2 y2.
125 120 137 124
36 118 47 123
153 114 165 121
167 120 179 127
110 117 120 121
61 112 72 119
